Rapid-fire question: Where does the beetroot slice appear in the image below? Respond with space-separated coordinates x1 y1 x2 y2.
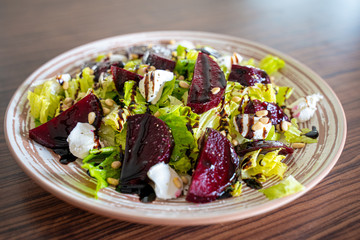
187 52 226 114
119 114 174 195
29 92 102 148
244 99 289 125
228 65 270 87
235 140 294 156
186 128 240 203
111 66 142 94
144 53 176 71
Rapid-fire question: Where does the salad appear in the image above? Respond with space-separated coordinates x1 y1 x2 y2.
27 40 322 203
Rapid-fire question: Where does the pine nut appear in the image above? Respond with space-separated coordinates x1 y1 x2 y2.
130 53 139 60
281 121 291 131
292 142 306 149
178 75 185 80
181 176 189 185
169 39 176 45
154 111 160 117
231 96 241 103
173 177 182 188
220 130 227 136
62 81 69 90
64 97 73 106
252 122 263 131
255 110 268 117
107 178 119 186
88 112 96 125
232 139 239 146
259 117 270 124
105 98 114 107
103 107 111 115
211 87 221 94
179 80 190 89
111 161 121 169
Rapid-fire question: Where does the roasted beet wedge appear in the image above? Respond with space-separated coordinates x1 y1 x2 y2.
144 52 176 71
119 114 174 195
186 128 240 203
111 66 142 94
187 52 226 114
29 92 102 148
244 99 289 125
228 65 270 87
235 140 294 156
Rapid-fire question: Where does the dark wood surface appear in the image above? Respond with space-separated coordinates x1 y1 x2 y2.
1 0 359 239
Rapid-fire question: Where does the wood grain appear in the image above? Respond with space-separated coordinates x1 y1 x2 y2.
1 0 359 239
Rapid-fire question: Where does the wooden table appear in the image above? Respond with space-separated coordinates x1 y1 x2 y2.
1 0 359 239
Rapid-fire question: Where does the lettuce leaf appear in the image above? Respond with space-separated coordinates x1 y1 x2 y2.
230 181 243 197
265 125 281 141
284 119 318 143
259 55 285 75
103 105 132 132
122 81 147 114
275 86 293 107
242 149 287 181
174 47 199 80
65 67 94 99
259 175 305 200
247 83 276 103
193 107 221 141
27 79 63 124
94 74 117 99
158 105 199 173
123 59 142 72
82 147 122 198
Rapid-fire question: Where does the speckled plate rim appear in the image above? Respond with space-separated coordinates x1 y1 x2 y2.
5 31 347 225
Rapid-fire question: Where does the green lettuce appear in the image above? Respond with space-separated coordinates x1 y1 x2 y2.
94 74 117 99
242 149 287 182
265 125 281 141
158 105 199 173
65 67 94 99
122 81 147 114
241 58 256 67
82 147 122 198
230 181 243 197
248 83 276 103
174 46 199 80
275 86 293 107
103 105 132 132
193 107 221 141
284 119 318 143
27 79 63 124
259 55 285 75
123 59 142 72
259 175 305 200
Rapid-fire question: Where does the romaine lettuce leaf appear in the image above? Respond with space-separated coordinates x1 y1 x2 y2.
122 81 147 114
247 83 276 103
275 86 293 107
259 55 285 75
158 105 199 173
27 79 63 124
230 181 243 197
284 119 318 143
82 147 122 198
242 149 287 181
259 175 305 200
94 74 117 99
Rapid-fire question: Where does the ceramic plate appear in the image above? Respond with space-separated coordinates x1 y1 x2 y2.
5 31 346 225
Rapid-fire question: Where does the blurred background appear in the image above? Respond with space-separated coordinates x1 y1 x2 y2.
1 0 359 239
